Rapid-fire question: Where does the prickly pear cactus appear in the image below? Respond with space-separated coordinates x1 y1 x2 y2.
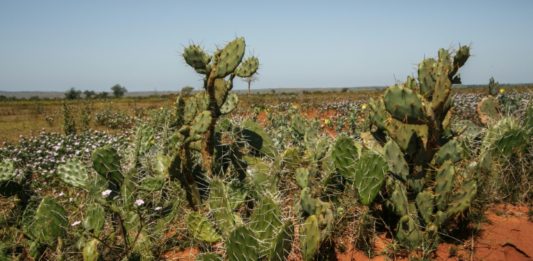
0 159 15 182
300 215 321 261
171 38 259 208
24 197 68 246
57 159 89 189
91 146 123 191
367 46 478 249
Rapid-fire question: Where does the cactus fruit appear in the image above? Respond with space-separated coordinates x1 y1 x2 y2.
300 215 321 261
25 197 67 246
57 159 89 189
226 226 259 261
186 212 221 243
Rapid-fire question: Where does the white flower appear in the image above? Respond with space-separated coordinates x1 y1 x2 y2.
101 189 112 198
58 192 65 197
134 199 145 207
71 220 81 227
154 206 162 211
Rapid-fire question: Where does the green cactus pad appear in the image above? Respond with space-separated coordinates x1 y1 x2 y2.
57 159 89 189
332 136 359 180
453 45 470 70
447 179 477 217
431 60 452 110
384 85 426 124
0 159 15 182
209 179 236 236
353 150 387 205
368 98 388 130
295 167 309 188
236 56 259 78
91 146 123 191
186 212 221 243
383 139 409 180
300 187 316 215
435 161 455 211
482 117 528 155
214 78 229 107
242 120 276 157
416 191 435 224
183 44 211 74
191 110 212 135
269 221 294 261
26 197 67 246
389 180 409 217
83 203 105 236
432 139 463 166
417 58 437 98
301 215 320 261
250 196 282 242
215 37 246 78
396 214 423 249
82 239 100 261
226 226 259 261
220 93 239 114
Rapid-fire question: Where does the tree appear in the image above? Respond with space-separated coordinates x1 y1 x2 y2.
96 92 109 99
111 84 127 98
64 87 82 100
242 75 259 95
83 90 96 99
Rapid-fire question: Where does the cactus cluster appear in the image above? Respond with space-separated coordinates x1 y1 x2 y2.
365 46 478 248
185 178 293 261
167 37 259 208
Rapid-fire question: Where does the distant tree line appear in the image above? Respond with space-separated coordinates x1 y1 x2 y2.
64 84 128 100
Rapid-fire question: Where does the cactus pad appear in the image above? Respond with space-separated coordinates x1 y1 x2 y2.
26 197 67 246
0 159 15 182
226 226 259 261
186 212 221 243
353 150 387 205
269 221 294 261
91 146 123 191
215 37 246 78
183 44 211 74
332 136 359 180
383 85 426 124
57 159 89 189
300 215 320 261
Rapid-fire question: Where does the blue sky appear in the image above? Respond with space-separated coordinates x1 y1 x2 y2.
1 1 532 92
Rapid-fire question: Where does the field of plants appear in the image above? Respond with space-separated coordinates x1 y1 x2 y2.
0 37 532 261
